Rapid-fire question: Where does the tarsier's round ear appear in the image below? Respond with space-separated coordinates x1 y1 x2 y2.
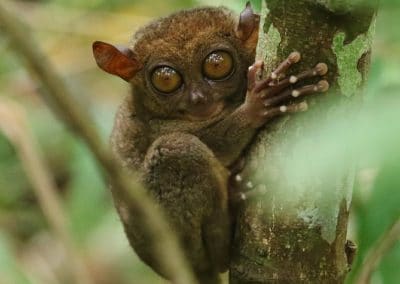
92 41 143 82
236 2 260 49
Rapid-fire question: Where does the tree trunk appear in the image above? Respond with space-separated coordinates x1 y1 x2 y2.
230 0 378 283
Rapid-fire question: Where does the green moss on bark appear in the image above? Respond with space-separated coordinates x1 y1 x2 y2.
256 1 281 72
332 20 376 97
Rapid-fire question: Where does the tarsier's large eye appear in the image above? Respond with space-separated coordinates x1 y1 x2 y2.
151 66 183 94
203 51 234 80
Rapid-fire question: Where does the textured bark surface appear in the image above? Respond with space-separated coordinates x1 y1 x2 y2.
230 0 377 283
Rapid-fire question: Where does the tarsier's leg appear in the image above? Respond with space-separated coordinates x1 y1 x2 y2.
129 133 230 283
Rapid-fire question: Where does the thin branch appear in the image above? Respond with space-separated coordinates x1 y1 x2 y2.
355 218 400 284
0 99 94 284
0 1 197 283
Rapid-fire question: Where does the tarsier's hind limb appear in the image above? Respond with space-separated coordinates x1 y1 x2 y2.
128 133 230 283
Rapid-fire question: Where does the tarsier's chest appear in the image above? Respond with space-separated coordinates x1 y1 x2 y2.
146 108 234 142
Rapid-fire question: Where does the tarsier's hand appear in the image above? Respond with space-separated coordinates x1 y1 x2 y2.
243 52 329 128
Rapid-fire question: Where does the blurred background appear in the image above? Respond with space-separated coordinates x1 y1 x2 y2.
0 0 398 283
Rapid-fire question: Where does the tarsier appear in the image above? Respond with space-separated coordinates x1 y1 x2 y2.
92 3 329 284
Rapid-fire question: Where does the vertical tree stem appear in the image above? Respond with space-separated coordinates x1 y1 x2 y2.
230 0 377 282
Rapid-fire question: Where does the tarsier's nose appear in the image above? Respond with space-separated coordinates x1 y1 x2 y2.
189 91 208 105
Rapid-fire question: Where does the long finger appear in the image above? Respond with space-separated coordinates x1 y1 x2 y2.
263 80 329 107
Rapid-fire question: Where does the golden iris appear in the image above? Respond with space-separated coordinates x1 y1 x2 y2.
151 66 182 94
203 51 234 80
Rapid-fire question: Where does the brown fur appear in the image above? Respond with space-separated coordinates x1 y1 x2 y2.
95 5 260 284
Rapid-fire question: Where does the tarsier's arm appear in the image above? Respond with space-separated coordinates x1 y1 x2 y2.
200 52 329 167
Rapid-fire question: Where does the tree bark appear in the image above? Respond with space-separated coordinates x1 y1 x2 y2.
230 0 378 283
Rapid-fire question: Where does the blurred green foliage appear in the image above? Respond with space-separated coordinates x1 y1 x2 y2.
0 233 31 284
0 0 399 283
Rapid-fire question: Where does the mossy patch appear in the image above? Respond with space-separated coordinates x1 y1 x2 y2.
257 1 281 73
332 19 376 97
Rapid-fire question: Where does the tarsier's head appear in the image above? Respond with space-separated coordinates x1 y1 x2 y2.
93 3 259 120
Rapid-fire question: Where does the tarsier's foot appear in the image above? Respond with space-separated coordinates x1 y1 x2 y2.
230 172 268 203
228 156 246 202
243 52 329 128
228 156 268 203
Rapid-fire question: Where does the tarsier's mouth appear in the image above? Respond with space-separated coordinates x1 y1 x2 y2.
185 101 225 121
